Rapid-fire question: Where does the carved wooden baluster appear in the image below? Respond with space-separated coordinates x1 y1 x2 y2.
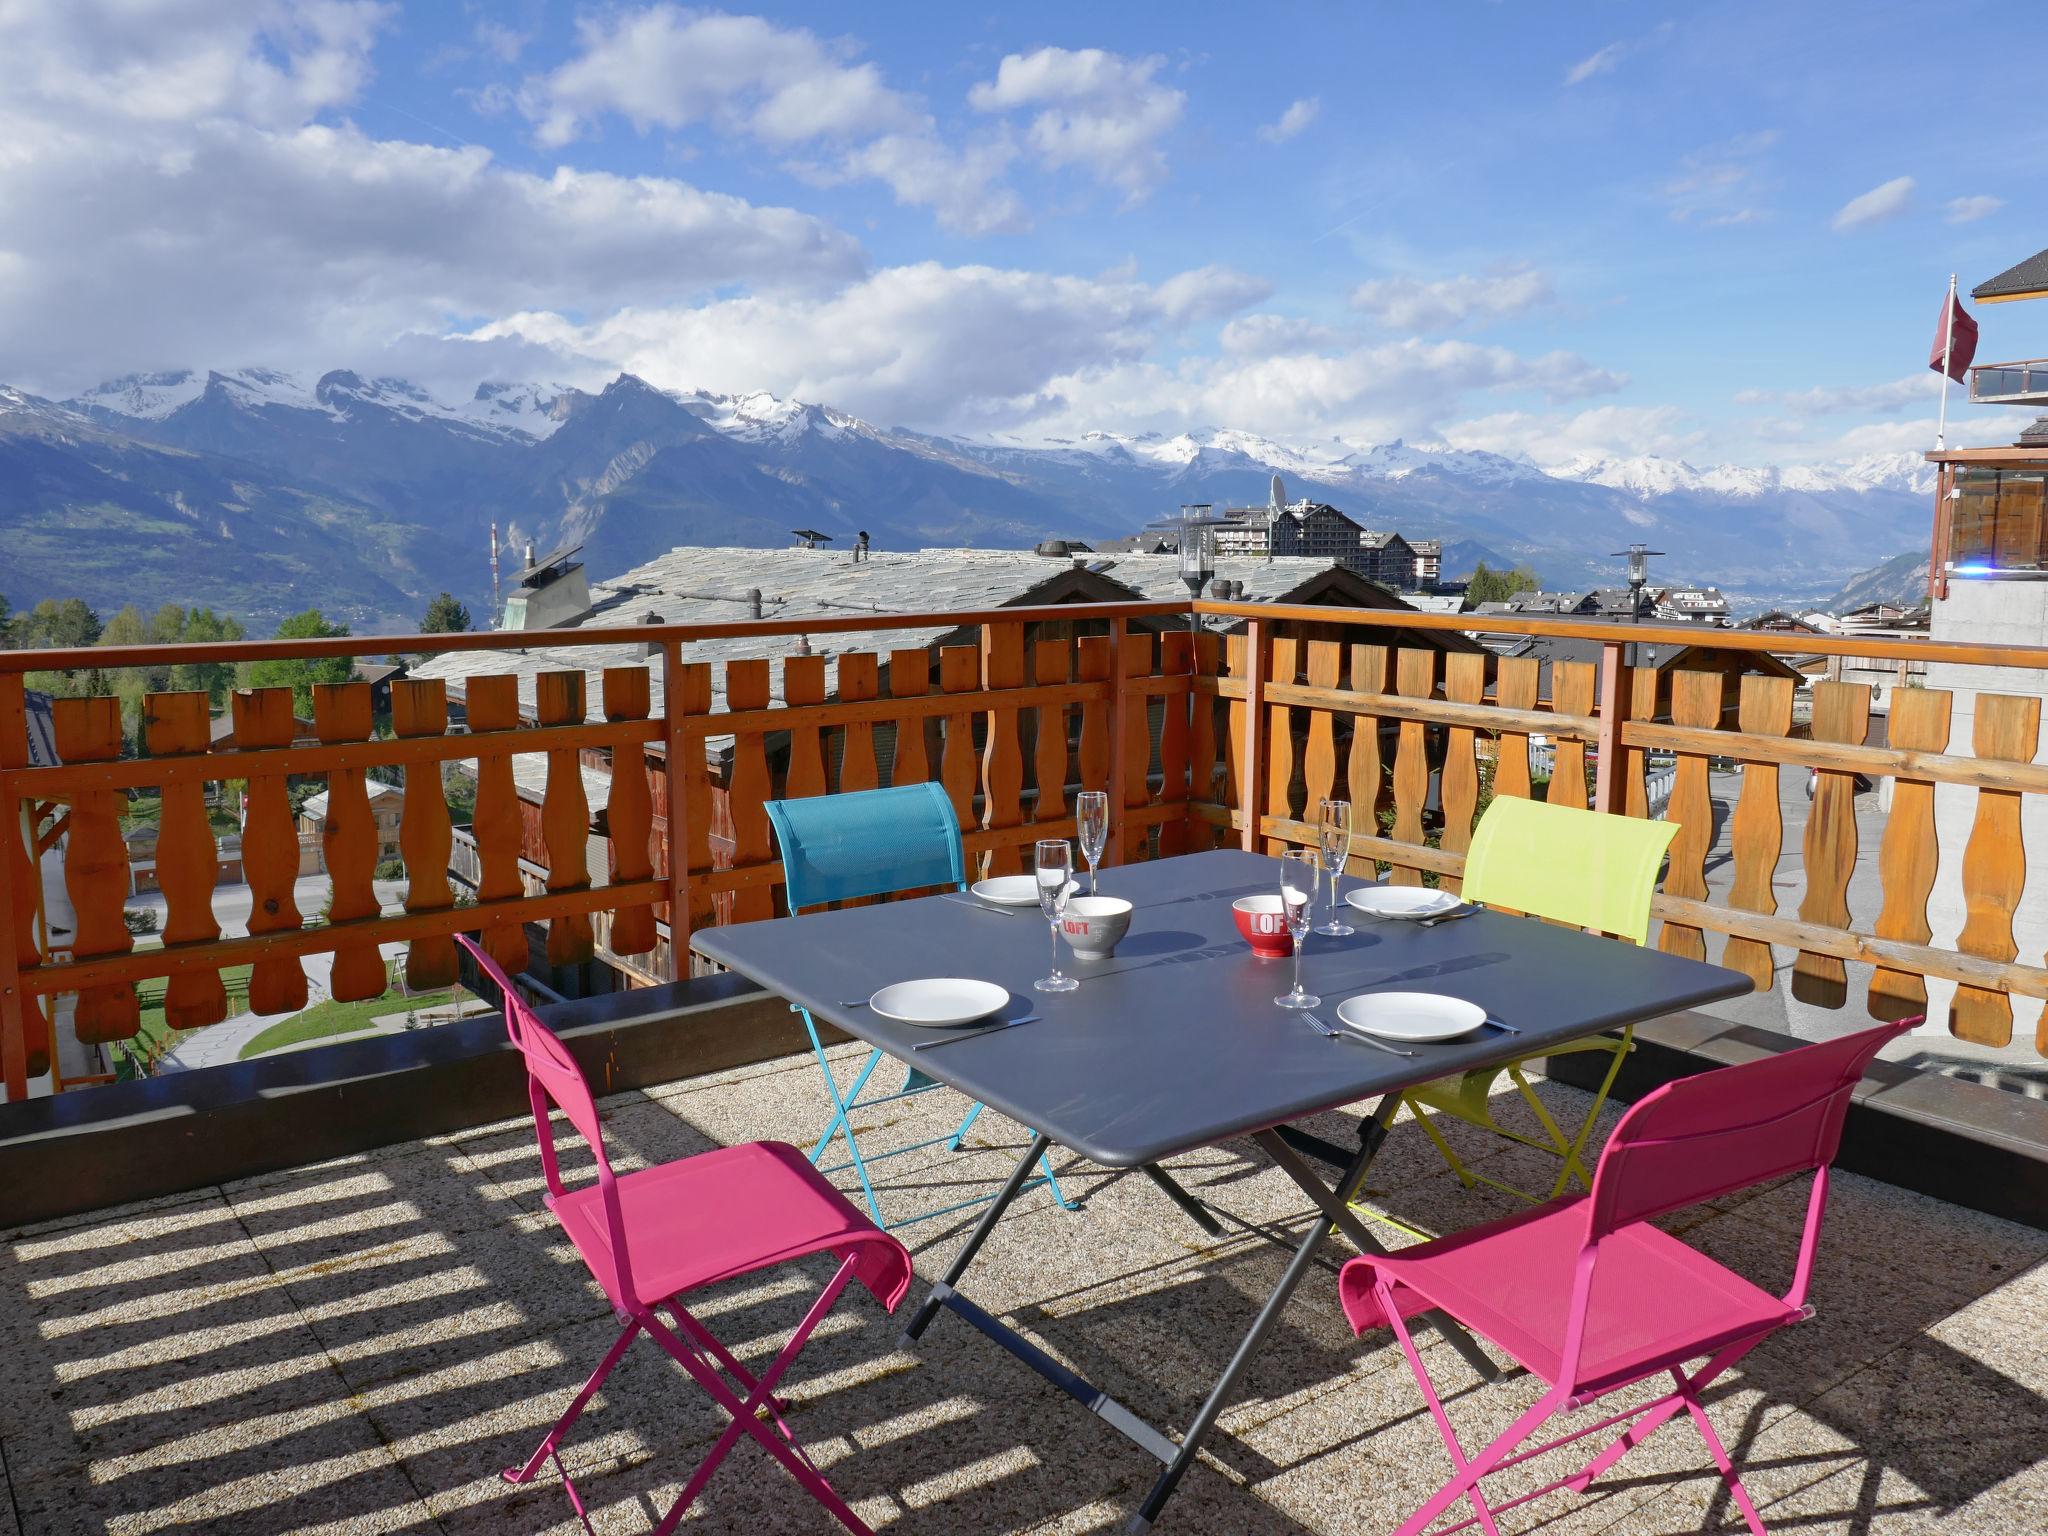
1792 680 1872 1008
1077 635 1111 803
1263 636 1300 856
391 679 457 990
1347 644 1391 869
725 659 774 924
1870 686 1952 1022
144 691 226 1028
1185 632 1220 850
54 697 137 1044
1389 647 1436 884
1493 656 1538 801
1438 652 1486 894
1120 630 1154 861
670 661 717 937
1658 670 1723 963
938 644 980 845
981 624 1026 875
1721 675 1795 992
1547 662 1596 809
535 670 595 965
1 675 52 1082
603 666 657 958
1221 633 1248 823
1950 692 2039 1044
1032 639 1070 827
783 655 828 801
465 674 528 975
1622 667 1661 818
314 682 385 1003
888 646 932 786
232 688 307 1015
836 653 880 794
1156 631 1191 858
1302 640 1341 817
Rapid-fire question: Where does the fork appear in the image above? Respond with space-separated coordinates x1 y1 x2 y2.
1304 1012 1416 1057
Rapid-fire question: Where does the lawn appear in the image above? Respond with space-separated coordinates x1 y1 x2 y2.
237 986 458 1060
119 960 254 1074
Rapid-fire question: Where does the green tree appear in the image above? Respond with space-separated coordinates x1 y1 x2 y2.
245 609 352 714
1464 562 1541 609
20 597 102 649
419 592 472 634
172 607 247 704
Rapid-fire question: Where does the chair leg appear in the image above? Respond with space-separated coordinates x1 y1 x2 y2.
947 1100 985 1151
1680 1372 1771 1536
641 1261 874 1536
1507 1065 1593 1196
800 1011 890 1226
1565 1338 1764 1496
1540 1031 1633 1199
1408 1095 1481 1188
1381 1280 1511 1536
505 1317 640 1485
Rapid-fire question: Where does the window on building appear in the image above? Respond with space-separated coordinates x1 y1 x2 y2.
1949 468 2048 573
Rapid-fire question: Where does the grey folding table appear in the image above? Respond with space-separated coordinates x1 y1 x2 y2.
693 847 1750 1531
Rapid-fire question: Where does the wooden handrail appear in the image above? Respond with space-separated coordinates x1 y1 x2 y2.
0 599 1190 675
1191 598 2048 670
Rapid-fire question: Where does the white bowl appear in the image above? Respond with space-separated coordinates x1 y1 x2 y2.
1061 895 1132 957
1345 885 1460 919
868 978 1010 1028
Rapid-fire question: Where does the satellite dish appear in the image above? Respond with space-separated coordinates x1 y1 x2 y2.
1270 473 1285 510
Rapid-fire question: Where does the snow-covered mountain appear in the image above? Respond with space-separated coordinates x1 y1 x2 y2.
4 365 1938 627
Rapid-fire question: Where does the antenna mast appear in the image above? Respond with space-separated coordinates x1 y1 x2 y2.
489 520 501 629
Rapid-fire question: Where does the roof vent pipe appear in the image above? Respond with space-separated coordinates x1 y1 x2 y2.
641 610 663 659
747 588 763 620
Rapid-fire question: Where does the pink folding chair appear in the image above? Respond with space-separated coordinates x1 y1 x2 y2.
456 936 913 1535
1338 1017 1919 1536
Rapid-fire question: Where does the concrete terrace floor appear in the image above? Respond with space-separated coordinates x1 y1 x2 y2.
2 1046 2044 1536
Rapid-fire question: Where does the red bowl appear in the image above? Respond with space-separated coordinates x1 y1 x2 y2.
1232 894 1294 958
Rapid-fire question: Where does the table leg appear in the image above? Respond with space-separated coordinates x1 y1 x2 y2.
1141 1163 1222 1237
900 1131 1051 1348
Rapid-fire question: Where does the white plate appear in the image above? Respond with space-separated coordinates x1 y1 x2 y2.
868 978 1011 1028
1335 991 1487 1043
972 875 1042 906
1346 885 1460 919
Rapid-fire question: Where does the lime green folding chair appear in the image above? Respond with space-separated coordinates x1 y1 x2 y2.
1398 797 1678 1204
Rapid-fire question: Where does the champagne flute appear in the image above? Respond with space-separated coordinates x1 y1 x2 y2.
1076 790 1109 895
1034 839 1079 993
1274 849 1321 1010
1315 798 1355 936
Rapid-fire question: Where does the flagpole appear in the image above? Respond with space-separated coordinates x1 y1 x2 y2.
1936 272 1957 449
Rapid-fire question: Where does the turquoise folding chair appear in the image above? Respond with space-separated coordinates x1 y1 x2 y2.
765 783 1075 1229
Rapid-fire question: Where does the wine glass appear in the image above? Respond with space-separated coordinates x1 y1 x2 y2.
1076 790 1109 895
1034 839 1079 993
1274 849 1321 1010
1315 799 1355 936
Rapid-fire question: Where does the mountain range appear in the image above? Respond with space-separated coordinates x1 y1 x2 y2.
0 366 1936 632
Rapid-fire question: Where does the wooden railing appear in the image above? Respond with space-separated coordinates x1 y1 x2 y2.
6 596 2048 1100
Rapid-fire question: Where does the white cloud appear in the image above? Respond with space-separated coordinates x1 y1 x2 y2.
1944 194 2003 225
1735 375 1928 417
1349 268 1556 332
1662 131 1776 226
1443 405 1704 465
1219 314 1345 357
969 47 1185 200
1258 97 1320 144
518 7 1015 233
1565 43 1626 86
1832 175 1914 231
1154 266 1273 325
0 3 865 394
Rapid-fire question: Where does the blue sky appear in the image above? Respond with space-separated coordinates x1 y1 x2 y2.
2 1 2041 466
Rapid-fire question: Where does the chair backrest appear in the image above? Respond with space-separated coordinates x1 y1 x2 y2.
457 934 636 1295
765 782 967 911
1586 1018 1916 1241
1461 797 1677 945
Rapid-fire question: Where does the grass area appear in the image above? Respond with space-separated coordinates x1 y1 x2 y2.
237 986 457 1060
121 960 254 1070
121 790 242 835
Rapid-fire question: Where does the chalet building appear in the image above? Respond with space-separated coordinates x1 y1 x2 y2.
411 543 1481 990
295 781 403 876
1652 587 1732 625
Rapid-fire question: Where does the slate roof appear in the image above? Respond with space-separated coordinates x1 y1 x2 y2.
409 545 1450 780
1973 248 2048 302
23 690 57 768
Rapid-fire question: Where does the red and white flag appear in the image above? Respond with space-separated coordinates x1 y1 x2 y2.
1930 289 1979 382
